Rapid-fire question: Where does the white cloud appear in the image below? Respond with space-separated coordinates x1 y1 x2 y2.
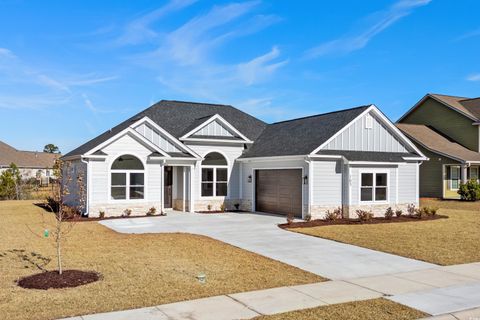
0 48 16 59
237 46 288 85
305 0 431 58
467 73 480 82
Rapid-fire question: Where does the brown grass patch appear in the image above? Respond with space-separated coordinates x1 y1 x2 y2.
0 200 323 320
289 199 480 265
253 298 427 320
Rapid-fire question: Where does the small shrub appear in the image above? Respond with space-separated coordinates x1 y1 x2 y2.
356 210 373 222
324 207 342 221
99 211 105 219
207 204 212 211
234 203 240 211
407 203 416 216
384 207 394 220
458 179 480 201
422 206 438 217
123 208 132 217
414 207 429 219
395 209 403 217
304 213 312 222
62 206 79 219
46 196 60 213
147 207 156 216
286 213 294 224
220 203 226 212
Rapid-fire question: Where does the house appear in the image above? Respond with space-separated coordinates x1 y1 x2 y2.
62 100 426 218
0 140 60 184
397 93 480 199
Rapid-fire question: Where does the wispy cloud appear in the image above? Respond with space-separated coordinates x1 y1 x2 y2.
237 46 288 85
456 28 480 41
305 0 431 59
467 73 480 82
114 0 198 46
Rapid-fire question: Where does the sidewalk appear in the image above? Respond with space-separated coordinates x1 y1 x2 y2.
61 263 480 320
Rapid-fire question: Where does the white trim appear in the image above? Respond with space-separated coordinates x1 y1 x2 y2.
250 167 305 219
182 167 186 212
358 169 390 204
199 150 230 199
349 161 403 166
128 128 171 157
181 137 251 144
415 163 419 203
107 153 147 203
448 165 461 191
442 164 446 199
310 105 427 159
180 114 253 143
402 156 429 161
237 155 306 162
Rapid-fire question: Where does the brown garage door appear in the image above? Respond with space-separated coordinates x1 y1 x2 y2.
255 169 302 217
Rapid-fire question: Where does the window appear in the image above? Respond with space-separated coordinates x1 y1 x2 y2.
201 152 228 197
450 166 460 190
470 166 479 182
111 155 144 200
360 172 388 202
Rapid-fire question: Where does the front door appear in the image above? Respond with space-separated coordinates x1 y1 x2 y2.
164 166 173 208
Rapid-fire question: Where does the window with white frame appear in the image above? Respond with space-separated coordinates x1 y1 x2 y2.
470 166 479 182
360 172 388 202
111 155 144 200
201 152 228 197
450 166 460 190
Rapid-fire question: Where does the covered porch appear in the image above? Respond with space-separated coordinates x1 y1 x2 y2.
443 164 480 199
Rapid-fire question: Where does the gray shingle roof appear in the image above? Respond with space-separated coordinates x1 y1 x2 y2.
316 150 418 162
240 106 371 158
64 100 267 157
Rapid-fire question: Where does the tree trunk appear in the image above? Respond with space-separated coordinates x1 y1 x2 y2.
56 221 62 275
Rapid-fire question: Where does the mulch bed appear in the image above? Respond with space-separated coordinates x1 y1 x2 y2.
279 214 448 229
196 210 245 214
66 214 166 222
17 270 101 290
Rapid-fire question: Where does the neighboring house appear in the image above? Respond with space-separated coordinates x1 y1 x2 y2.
397 93 480 199
0 140 60 183
62 100 426 218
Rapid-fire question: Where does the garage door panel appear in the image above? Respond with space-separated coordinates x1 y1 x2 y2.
255 169 302 217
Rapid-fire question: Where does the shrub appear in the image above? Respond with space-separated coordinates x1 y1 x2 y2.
395 209 403 217
286 213 294 224
123 208 132 217
147 207 156 216
422 206 438 216
207 204 212 211
99 211 105 219
46 196 60 213
62 206 80 219
220 204 226 212
304 213 312 222
324 207 342 221
356 210 373 222
458 179 480 201
384 207 394 220
407 204 416 216
234 203 240 211
415 207 429 219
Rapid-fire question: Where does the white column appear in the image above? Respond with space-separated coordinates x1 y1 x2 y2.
190 165 195 213
160 163 164 213
182 167 186 212
461 164 468 183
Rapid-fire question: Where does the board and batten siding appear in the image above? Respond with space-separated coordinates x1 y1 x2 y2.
323 111 409 153
135 122 182 153
311 160 343 206
192 120 235 137
187 143 244 200
240 158 309 208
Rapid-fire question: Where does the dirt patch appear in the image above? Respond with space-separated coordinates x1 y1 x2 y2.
280 215 448 229
17 270 101 290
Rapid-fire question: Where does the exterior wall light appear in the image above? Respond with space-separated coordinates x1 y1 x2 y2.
303 175 308 185
248 175 252 183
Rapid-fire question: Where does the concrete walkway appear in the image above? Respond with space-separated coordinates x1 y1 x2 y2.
100 211 433 280
60 263 480 320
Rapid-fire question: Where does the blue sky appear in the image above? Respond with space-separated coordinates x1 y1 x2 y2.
1 0 479 153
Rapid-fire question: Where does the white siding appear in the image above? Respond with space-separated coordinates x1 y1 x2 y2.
193 120 235 137
323 111 409 153
397 163 418 204
135 123 182 153
349 165 397 206
311 160 343 206
240 159 309 208
187 143 244 200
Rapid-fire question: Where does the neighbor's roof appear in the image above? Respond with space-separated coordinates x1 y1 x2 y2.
240 106 370 158
316 150 419 162
64 100 267 157
397 123 480 163
0 141 60 168
400 93 480 122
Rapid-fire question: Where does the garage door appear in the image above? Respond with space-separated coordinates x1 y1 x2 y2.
255 169 302 217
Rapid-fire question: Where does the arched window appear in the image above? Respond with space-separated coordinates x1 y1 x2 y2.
111 155 145 200
201 152 228 197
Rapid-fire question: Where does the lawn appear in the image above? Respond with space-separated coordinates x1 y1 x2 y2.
253 298 427 320
289 199 479 265
0 201 323 320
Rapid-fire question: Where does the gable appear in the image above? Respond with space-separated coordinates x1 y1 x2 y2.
192 119 235 137
322 111 411 153
134 122 183 153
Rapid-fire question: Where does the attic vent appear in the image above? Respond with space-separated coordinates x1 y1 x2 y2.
365 114 373 129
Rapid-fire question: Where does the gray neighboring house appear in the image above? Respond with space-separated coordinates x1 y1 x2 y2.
0 140 60 183
397 93 480 199
62 100 426 218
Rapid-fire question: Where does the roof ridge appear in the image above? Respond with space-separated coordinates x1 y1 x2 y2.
429 93 470 99
459 97 480 102
271 105 371 125
161 99 232 107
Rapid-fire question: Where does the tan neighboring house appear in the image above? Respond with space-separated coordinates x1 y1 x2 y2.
0 140 60 183
397 93 480 199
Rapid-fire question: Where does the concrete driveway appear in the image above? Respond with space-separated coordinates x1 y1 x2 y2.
100 211 433 280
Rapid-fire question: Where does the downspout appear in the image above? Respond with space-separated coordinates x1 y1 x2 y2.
80 157 90 217
304 157 312 218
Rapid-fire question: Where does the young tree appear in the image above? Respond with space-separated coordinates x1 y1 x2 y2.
0 163 22 200
43 144 60 153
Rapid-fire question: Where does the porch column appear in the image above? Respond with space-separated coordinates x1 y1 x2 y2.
182 166 186 212
189 164 195 213
461 164 468 183
160 162 165 214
